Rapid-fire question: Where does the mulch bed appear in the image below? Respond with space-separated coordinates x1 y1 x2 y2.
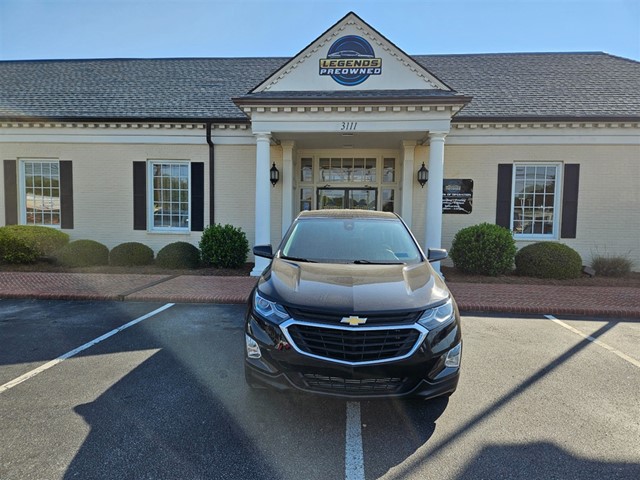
1 261 638 288
0 261 254 277
441 266 640 288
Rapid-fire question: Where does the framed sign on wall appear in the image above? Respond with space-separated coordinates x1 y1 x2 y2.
443 179 473 214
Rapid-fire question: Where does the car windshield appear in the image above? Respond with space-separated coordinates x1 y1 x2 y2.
280 217 423 264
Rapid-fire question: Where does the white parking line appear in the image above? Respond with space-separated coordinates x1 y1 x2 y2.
0 303 175 394
545 315 640 368
345 401 365 480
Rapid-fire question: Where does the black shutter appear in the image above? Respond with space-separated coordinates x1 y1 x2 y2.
133 162 147 230
191 162 204 232
496 164 513 228
59 161 74 229
3 160 18 225
561 164 580 238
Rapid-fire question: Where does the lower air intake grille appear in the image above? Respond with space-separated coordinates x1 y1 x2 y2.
301 373 404 394
286 324 420 363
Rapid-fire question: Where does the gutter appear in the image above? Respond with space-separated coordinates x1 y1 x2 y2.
206 122 215 226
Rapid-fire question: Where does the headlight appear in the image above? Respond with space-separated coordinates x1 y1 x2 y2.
417 297 455 330
253 291 291 324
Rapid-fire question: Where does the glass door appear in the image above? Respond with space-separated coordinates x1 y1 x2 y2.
317 188 378 211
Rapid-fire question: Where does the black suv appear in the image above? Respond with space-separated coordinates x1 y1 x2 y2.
244 210 461 399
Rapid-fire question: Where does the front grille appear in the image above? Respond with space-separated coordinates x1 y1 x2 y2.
286 307 422 326
286 324 421 364
301 373 405 394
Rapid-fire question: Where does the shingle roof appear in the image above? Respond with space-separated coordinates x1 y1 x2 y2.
0 57 286 122
415 53 640 121
0 52 638 122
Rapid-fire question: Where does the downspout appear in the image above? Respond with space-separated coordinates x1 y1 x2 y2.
206 122 215 225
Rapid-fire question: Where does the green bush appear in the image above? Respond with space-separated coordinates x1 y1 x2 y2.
515 242 582 279
449 223 516 276
591 254 633 277
156 242 200 269
109 242 154 266
0 228 39 264
56 239 109 267
0 225 69 263
199 224 249 269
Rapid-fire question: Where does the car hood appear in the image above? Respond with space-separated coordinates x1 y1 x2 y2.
257 258 450 313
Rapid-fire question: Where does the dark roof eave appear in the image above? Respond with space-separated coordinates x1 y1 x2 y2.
233 95 473 107
0 115 251 124
452 115 640 123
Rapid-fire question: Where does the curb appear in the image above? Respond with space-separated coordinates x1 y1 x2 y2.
1 272 638 319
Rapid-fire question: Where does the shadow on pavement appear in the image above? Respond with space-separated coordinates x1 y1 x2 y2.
67 349 281 479
456 442 640 479
62 303 348 480
359 396 449 479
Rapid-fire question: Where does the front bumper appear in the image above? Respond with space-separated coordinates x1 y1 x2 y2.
245 312 461 399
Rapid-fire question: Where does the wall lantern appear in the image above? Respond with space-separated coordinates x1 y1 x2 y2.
270 162 280 187
417 162 429 188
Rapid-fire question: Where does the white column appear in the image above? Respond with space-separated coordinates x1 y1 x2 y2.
251 132 272 276
281 140 295 237
425 132 447 274
401 140 416 227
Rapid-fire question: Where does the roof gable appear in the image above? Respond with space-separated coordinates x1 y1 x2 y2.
251 12 450 93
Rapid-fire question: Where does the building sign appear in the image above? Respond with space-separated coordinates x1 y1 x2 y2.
443 179 473 214
319 35 382 86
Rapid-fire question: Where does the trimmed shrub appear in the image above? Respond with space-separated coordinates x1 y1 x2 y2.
449 223 516 276
0 228 39 264
56 239 109 267
591 254 633 277
0 225 69 263
199 224 249 269
109 242 154 266
156 242 200 269
515 242 582 279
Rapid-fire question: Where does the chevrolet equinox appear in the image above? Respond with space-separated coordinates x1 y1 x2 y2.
244 209 461 399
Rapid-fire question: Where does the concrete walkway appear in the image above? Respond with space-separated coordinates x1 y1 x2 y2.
0 272 638 318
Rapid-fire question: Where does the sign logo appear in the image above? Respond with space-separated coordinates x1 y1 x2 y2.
341 315 368 326
319 35 382 86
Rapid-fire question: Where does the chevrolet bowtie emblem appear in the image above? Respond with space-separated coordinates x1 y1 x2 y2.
341 315 368 326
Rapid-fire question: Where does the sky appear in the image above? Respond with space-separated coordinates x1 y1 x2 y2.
0 0 638 62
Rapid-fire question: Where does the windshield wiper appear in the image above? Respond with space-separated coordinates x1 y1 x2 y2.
353 260 403 265
280 255 317 263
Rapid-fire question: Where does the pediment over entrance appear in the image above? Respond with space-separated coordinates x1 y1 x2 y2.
250 12 451 93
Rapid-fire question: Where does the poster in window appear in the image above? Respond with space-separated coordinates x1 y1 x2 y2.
443 179 473 214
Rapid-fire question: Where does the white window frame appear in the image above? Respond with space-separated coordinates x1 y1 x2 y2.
295 151 400 213
18 158 61 228
147 160 191 233
510 162 562 240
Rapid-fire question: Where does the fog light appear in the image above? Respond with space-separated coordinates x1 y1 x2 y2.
245 335 262 359
444 342 461 368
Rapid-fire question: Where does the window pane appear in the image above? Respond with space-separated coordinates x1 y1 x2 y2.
151 161 190 230
22 161 60 226
512 165 557 236
319 158 330 181
365 158 376 182
352 158 364 182
300 188 312 211
300 158 313 182
382 188 394 212
383 158 395 183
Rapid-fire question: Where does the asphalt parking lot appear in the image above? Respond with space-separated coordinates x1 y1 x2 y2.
1 299 639 480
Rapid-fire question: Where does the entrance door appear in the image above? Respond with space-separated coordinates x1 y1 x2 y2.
317 188 378 210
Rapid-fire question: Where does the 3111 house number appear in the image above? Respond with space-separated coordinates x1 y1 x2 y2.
340 122 358 131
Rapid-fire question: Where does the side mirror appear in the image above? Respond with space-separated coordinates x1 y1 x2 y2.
253 244 273 259
427 248 448 263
